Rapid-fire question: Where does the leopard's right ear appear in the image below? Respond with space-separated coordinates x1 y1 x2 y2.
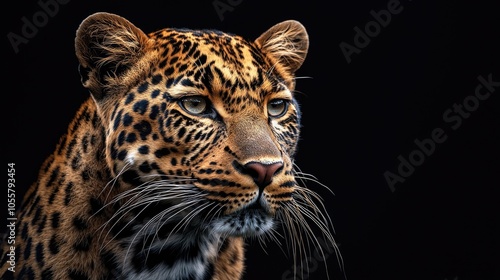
75 12 156 101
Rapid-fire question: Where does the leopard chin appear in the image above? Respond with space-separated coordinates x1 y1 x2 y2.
211 207 275 237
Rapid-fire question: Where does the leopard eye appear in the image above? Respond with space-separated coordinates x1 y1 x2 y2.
180 96 208 115
267 99 289 118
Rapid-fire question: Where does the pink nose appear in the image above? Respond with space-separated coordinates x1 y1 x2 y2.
244 162 283 189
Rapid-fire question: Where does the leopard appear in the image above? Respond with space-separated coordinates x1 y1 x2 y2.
1 12 342 280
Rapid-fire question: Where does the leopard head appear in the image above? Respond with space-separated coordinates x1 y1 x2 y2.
75 13 334 254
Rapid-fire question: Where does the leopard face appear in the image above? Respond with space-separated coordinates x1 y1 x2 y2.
75 12 320 240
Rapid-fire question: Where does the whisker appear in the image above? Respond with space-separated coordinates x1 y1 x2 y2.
293 163 335 196
140 200 203 261
273 165 345 279
102 162 132 201
89 162 132 222
156 201 214 254
293 76 313 80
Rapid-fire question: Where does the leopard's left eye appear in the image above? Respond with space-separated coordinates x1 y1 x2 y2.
180 96 208 115
267 99 289 118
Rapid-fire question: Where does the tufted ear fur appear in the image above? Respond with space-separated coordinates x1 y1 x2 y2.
255 20 309 74
75 12 156 102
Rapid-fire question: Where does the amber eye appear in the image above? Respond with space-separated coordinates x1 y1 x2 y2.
180 96 208 115
267 99 288 118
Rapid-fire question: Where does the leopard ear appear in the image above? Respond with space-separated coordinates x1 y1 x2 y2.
75 12 154 100
255 20 309 74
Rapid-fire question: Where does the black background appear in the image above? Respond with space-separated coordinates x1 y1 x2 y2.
3 1 499 280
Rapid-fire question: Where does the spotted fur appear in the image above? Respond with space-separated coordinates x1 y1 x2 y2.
1 12 341 280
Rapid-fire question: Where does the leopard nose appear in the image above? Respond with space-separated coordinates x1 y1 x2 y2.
244 161 283 189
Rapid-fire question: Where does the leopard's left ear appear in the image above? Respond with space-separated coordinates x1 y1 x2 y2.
255 20 309 74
